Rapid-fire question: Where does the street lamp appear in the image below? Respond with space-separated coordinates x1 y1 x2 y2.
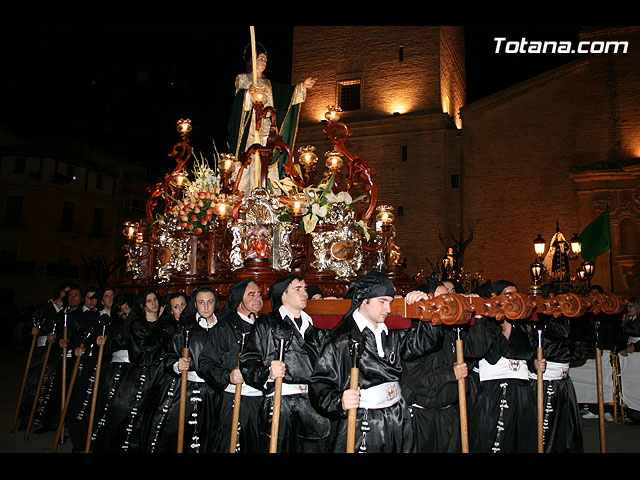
530 261 544 296
569 233 581 259
533 233 546 260
582 260 595 286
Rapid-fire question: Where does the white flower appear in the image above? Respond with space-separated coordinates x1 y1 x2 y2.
312 203 328 218
303 214 318 233
326 192 338 203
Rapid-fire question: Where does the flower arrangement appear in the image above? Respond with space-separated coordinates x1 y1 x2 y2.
273 174 374 239
167 152 222 235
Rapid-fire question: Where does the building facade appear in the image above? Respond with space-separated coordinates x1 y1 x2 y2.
292 25 640 296
0 128 148 309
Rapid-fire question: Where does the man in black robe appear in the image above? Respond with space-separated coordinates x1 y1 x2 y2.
240 274 331 453
18 282 72 432
66 286 107 451
40 284 83 440
471 280 545 453
309 271 443 453
524 283 586 453
200 279 265 453
400 277 497 453
146 286 220 453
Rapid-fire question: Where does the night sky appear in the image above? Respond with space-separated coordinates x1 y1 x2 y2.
1 25 583 178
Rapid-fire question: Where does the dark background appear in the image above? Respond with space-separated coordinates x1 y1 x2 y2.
1 25 583 177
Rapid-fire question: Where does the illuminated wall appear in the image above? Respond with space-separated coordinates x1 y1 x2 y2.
291 26 466 277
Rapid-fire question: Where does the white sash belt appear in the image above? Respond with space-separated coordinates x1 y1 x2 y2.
224 383 263 397
187 371 205 383
111 349 130 363
267 383 308 396
479 357 530 382
359 381 401 409
528 361 569 381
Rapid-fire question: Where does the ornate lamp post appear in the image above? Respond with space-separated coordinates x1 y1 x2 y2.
582 260 596 287
529 233 546 295
530 261 544 296
569 233 582 258
533 233 546 260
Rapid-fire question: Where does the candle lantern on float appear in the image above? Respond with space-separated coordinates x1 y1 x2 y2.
375 204 395 231
177 118 192 138
170 170 188 189
324 105 342 122
298 145 318 185
220 154 236 193
123 221 139 242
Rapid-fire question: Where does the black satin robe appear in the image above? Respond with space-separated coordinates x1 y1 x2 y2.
309 316 443 453
18 300 62 431
401 317 498 453
199 312 263 453
526 315 585 453
471 319 538 453
89 312 133 451
39 307 84 434
240 310 331 453
66 309 108 451
146 315 220 453
89 314 176 453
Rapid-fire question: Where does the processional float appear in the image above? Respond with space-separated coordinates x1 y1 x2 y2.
113 29 625 454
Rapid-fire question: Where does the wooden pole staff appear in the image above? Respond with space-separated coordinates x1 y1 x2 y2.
537 328 544 453
250 25 261 189
346 338 362 453
229 333 247 453
455 327 469 453
84 327 107 453
61 311 68 416
10 325 40 434
177 328 191 453
52 340 84 452
24 334 54 439
595 345 607 453
594 320 607 453
269 337 285 453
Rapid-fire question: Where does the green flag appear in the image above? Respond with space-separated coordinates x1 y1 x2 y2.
578 208 611 261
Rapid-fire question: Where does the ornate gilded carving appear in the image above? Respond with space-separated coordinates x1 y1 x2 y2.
308 203 363 280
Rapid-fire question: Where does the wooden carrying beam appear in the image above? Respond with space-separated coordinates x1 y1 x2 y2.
260 291 625 327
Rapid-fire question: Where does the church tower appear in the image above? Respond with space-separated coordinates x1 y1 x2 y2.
292 26 466 277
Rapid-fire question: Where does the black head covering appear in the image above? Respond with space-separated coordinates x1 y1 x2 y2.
269 274 303 312
183 286 219 319
343 271 395 320
82 285 99 299
306 284 323 299
414 276 443 295
218 279 255 320
490 280 517 296
473 280 493 298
